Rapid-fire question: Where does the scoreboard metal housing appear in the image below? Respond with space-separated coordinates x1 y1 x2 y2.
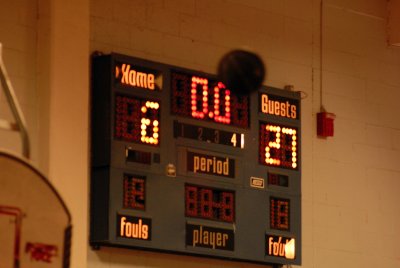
90 53 301 266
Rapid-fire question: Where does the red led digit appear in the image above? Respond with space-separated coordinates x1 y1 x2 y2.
191 79 231 124
200 188 213 219
270 197 290 230
213 82 231 124
185 186 198 217
219 192 234 222
171 72 191 117
191 76 209 119
171 71 249 128
282 127 297 169
115 96 140 142
230 95 248 127
123 175 145 210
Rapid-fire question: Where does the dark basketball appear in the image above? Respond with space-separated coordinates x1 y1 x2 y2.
217 49 265 96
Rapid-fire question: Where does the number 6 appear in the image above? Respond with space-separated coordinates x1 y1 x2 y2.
140 101 160 145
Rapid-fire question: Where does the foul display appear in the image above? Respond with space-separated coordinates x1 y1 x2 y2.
90 53 301 266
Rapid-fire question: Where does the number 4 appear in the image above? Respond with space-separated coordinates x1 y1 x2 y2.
231 133 245 148
231 134 237 147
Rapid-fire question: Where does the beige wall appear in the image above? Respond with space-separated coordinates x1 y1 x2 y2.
1 0 89 267
1 0 400 267
42 0 90 267
0 0 38 162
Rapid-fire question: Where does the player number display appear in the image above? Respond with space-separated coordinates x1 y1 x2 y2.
185 184 235 223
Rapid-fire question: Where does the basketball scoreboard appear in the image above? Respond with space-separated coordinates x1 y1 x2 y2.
90 53 301 266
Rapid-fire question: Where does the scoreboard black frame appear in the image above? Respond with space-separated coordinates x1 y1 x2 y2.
90 53 302 266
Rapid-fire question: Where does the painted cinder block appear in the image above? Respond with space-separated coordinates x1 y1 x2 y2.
354 144 400 172
179 14 213 42
322 71 366 100
145 8 180 36
165 0 196 15
285 0 313 22
366 125 392 148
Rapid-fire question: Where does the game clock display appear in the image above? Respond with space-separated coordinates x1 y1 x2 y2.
90 53 301 266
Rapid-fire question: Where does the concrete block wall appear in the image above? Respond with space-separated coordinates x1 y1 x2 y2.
310 1 400 267
1 1 90 267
